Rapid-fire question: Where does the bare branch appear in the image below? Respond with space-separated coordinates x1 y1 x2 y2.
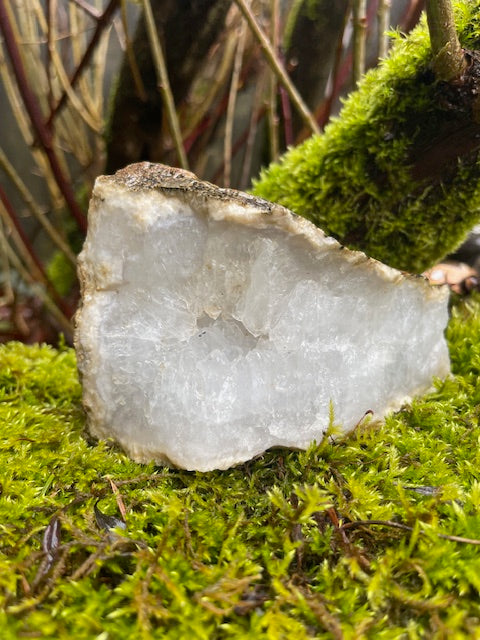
377 0 391 60
353 0 367 84
426 0 466 81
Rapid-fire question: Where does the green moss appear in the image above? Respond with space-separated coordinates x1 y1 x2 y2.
253 1 480 273
0 296 480 637
46 251 77 297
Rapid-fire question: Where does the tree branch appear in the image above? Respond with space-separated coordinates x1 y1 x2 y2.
426 0 466 81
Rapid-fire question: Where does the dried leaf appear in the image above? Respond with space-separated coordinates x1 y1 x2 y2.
107 476 127 521
94 499 127 532
42 516 61 563
32 516 62 589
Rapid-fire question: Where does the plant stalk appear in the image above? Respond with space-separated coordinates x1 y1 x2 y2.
233 0 320 136
46 0 119 127
353 0 367 84
425 0 466 81
0 2 87 234
142 0 189 170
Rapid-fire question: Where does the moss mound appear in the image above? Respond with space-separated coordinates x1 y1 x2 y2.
253 1 480 273
0 296 479 637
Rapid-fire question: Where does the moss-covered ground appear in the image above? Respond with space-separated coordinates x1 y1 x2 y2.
0 295 478 638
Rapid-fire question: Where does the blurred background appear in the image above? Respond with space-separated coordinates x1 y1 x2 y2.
0 0 424 344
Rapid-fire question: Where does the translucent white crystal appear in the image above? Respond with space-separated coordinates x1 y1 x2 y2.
75 163 450 471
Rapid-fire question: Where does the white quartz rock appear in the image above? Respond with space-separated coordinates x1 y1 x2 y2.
75 162 450 471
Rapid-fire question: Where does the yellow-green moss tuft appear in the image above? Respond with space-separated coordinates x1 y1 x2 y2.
1 296 480 637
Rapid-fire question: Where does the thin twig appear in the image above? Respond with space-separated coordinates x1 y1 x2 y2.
0 217 14 307
233 0 320 136
0 2 87 233
320 16 349 128
224 24 246 187
0 147 76 266
0 31 63 211
71 0 101 20
120 0 147 101
0 219 73 338
240 70 267 189
142 0 189 169
183 35 238 149
377 0 391 60
353 0 367 84
46 0 119 127
340 519 480 546
267 0 280 162
400 0 426 33
0 186 72 319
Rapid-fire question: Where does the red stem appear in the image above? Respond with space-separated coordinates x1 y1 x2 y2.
46 0 120 128
0 185 73 318
0 3 88 234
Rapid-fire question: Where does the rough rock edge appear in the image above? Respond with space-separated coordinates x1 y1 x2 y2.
103 163 448 298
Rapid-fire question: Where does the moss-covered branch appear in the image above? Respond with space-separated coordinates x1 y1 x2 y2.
253 0 480 273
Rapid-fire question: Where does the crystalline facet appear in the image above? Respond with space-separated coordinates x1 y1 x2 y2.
75 162 450 471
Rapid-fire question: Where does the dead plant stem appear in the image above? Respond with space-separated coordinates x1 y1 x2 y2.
142 0 189 170
233 0 320 136
377 0 391 59
224 24 246 187
0 2 87 233
46 0 119 127
0 147 76 266
353 0 367 84
340 519 480 546
267 0 280 161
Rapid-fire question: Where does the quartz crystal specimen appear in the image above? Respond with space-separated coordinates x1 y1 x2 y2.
75 162 450 471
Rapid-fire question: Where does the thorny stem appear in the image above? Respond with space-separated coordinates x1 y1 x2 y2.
142 0 189 170
426 0 466 81
46 0 119 127
0 2 87 234
353 0 367 84
233 0 320 136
